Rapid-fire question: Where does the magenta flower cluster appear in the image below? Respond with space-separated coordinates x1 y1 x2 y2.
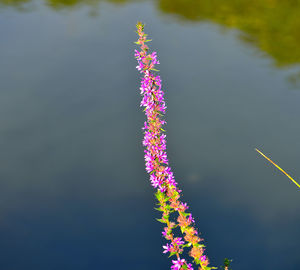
135 22 214 270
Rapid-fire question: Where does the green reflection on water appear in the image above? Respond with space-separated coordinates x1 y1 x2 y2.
0 0 131 9
2 0 300 67
0 0 30 8
159 0 300 67
46 0 129 9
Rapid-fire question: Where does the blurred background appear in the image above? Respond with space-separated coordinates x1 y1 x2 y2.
0 0 300 269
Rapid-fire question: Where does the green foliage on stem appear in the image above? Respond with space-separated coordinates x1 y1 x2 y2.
222 258 233 270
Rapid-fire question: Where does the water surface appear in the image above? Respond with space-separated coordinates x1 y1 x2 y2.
0 1 300 269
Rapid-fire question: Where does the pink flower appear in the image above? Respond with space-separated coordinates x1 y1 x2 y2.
173 237 184 246
162 227 170 238
187 214 195 224
200 255 207 262
180 203 189 211
142 121 148 130
134 49 141 60
186 263 194 270
136 61 144 72
159 185 167 192
171 258 186 270
162 243 171 253
150 174 160 188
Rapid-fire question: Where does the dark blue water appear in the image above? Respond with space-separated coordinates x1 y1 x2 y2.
0 1 300 269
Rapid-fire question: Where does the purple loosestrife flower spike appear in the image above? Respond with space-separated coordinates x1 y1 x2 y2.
135 22 215 270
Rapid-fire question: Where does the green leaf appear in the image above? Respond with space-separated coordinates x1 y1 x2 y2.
168 252 177 258
181 212 190 218
155 191 162 200
162 214 169 220
223 258 233 267
204 266 218 270
193 243 205 249
182 242 192 248
164 204 172 211
171 191 179 198
194 258 200 264
150 68 160 72
156 218 167 224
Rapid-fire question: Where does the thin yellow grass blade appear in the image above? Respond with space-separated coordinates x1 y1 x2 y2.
255 148 300 189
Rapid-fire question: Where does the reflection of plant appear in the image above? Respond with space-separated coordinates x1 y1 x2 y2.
4 0 300 67
135 22 220 270
159 0 300 67
0 0 30 8
0 0 133 9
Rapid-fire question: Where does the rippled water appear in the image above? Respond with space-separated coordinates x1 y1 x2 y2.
0 1 300 269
